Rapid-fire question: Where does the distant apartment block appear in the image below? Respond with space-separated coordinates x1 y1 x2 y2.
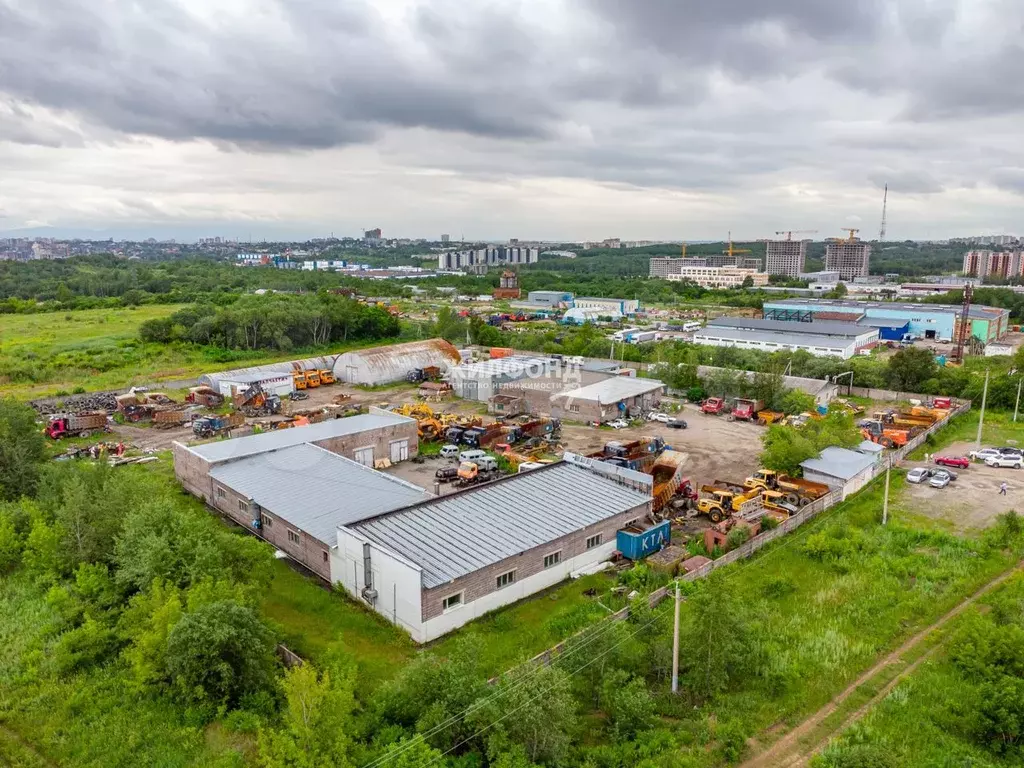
764 239 808 278
650 255 761 278
441 234 450 243
665 266 769 289
824 241 871 281
438 247 539 270
963 250 1024 280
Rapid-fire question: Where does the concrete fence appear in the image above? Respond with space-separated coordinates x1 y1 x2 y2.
499 400 970 679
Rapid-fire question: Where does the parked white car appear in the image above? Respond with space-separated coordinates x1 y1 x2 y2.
647 412 672 423
607 418 630 429
985 455 1024 469
969 448 1002 462
929 473 951 488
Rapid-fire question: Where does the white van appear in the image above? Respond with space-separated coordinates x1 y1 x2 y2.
683 321 702 332
439 444 460 459
475 456 498 472
518 461 546 473
458 449 487 463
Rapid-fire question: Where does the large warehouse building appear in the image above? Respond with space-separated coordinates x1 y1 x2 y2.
761 299 1011 343
333 460 653 642
572 297 640 316
197 339 461 391
174 412 419 497
173 412 424 580
692 317 879 359
448 356 555 401
550 376 665 422
333 339 461 385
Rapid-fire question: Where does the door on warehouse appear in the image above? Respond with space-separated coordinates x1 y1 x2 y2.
354 446 374 467
389 440 409 463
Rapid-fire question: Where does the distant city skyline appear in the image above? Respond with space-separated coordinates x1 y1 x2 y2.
1 1 1022 241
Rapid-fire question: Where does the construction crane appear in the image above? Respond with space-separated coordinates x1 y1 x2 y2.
681 241 687 258
878 184 888 241
774 230 818 241
840 227 860 242
723 231 752 258
952 283 973 365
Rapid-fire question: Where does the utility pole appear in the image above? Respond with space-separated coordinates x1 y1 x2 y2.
1014 374 1022 424
882 455 891 525
671 583 680 693
976 368 990 449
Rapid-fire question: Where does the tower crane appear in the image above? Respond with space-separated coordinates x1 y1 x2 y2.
723 231 752 258
840 228 860 242
775 230 818 241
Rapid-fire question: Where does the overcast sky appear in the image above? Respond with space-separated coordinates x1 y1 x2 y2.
1 0 1022 242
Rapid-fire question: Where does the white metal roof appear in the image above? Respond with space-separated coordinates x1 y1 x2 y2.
707 317 875 338
210 444 430 544
555 376 665 405
185 412 415 464
449 357 553 378
351 462 651 589
694 327 855 350
801 446 876 480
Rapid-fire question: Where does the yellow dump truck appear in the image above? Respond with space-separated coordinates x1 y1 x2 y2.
743 469 830 507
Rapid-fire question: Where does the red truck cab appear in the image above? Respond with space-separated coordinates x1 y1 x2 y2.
700 397 725 415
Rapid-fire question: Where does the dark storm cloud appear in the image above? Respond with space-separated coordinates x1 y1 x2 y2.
1 0 1023 210
0 0 565 149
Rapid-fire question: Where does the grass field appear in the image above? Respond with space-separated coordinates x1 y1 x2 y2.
0 306 419 400
261 558 629 686
814 573 1024 767
0 306 209 398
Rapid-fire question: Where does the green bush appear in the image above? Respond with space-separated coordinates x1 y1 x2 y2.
165 600 278 707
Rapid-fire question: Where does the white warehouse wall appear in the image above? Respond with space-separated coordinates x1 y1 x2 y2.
692 334 855 359
332 528 425 640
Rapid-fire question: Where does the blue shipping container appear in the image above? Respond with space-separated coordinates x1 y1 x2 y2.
617 520 671 560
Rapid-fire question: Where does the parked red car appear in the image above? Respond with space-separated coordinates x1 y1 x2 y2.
934 455 970 469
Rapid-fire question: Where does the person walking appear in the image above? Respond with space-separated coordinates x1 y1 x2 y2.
1000 482 1009 496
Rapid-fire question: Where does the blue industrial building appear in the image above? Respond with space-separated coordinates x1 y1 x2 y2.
761 299 1010 343
858 317 911 342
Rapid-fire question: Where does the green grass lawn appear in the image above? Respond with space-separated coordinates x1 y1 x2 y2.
0 307 423 400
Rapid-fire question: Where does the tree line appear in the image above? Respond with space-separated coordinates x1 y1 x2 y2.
138 293 401 352
427 312 1024 410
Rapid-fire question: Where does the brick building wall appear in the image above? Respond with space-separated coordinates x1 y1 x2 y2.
419 501 649 621
312 420 418 464
210 477 333 580
172 443 213 501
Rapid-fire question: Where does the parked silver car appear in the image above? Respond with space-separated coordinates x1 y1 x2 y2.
929 473 951 488
906 467 930 484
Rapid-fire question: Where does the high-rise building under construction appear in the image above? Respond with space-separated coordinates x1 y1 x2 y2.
824 241 871 281
764 239 808 278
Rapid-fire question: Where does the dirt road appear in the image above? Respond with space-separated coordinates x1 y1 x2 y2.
738 561 1024 768
560 403 767 486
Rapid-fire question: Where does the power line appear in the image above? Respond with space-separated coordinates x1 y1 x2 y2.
419 602 675 768
369 487 864 768
361 594 658 768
